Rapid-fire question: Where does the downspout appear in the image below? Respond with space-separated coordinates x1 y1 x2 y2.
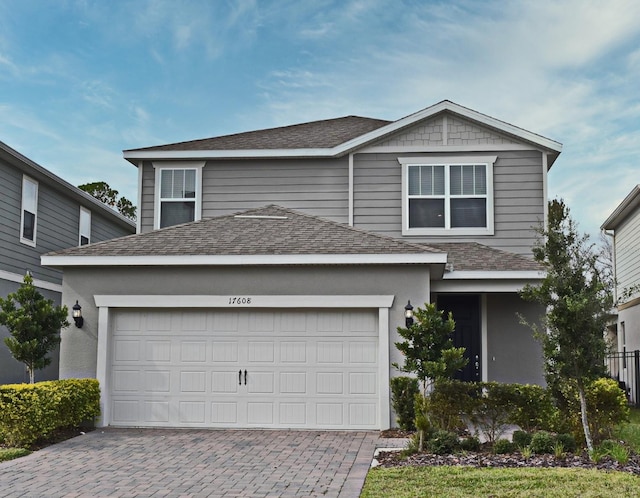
542 152 549 229
136 161 143 234
348 153 354 226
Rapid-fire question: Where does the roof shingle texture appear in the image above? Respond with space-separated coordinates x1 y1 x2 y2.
48 205 442 258
126 116 391 152
428 242 544 272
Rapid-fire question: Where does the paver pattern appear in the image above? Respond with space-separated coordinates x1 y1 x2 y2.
0 429 378 498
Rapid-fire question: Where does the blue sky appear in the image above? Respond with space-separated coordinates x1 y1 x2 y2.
1 0 639 238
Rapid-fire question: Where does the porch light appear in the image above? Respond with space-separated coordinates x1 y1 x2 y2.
404 300 414 328
72 301 84 328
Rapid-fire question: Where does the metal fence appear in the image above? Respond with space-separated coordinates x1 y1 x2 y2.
605 350 640 407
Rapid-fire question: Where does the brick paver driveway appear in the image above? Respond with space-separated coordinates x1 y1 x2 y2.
0 429 379 497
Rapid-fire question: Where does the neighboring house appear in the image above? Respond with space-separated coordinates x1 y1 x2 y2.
0 140 136 384
602 185 640 357
42 100 562 430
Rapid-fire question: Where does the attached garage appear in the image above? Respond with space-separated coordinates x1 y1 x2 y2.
109 308 380 429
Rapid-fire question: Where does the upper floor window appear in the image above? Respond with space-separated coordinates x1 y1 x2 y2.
20 175 38 246
399 156 496 236
154 162 204 229
79 206 91 246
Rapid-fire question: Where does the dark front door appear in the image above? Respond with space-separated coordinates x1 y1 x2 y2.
437 294 481 382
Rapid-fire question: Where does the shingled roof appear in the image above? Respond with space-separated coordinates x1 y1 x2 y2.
428 242 544 272
126 116 391 152
44 205 443 259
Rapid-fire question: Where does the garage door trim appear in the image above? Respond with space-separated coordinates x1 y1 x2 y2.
94 295 394 429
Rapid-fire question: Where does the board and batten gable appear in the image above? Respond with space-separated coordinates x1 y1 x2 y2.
139 158 349 233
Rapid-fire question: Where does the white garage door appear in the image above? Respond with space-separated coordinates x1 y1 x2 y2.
109 309 379 429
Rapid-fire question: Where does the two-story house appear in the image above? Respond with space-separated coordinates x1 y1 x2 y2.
601 185 640 403
42 101 562 430
0 140 136 384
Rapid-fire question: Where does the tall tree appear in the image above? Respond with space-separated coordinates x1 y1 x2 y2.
520 199 610 451
78 181 136 221
0 274 69 383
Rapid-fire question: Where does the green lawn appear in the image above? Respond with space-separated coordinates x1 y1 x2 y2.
362 408 640 497
362 466 639 498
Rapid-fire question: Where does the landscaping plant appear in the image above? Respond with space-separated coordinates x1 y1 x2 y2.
520 199 612 452
393 302 467 450
0 274 69 383
390 376 419 431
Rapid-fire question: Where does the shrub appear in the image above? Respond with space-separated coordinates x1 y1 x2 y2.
468 382 514 443
556 433 577 453
0 379 100 447
460 436 480 452
554 378 629 445
493 438 515 454
390 376 419 431
508 384 557 432
530 431 556 454
429 379 478 431
512 430 532 449
426 430 460 455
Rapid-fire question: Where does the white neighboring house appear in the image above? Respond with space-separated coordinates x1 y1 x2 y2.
602 185 640 404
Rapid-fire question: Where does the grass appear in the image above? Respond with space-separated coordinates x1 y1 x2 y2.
361 466 640 497
613 407 640 452
0 448 30 462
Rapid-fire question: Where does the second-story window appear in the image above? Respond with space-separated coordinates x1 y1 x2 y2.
79 206 91 246
20 175 38 246
400 155 496 236
159 168 197 228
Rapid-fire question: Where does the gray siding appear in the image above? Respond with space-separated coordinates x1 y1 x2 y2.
614 211 640 303
486 293 545 385
353 150 544 255
0 279 61 384
140 158 349 232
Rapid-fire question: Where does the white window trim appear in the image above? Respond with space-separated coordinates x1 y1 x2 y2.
153 162 204 229
79 206 91 246
20 175 38 247
399 155 496 236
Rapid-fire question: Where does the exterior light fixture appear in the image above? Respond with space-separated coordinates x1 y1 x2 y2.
72 300 84 328
404 300 414 328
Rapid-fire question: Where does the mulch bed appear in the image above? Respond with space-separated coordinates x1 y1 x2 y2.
377 430 640 475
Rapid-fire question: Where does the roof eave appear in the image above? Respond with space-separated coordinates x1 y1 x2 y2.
42 253 448 267
601 185 640 230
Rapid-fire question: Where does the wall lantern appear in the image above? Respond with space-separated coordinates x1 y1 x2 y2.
72 300 84 328
404 300 414 328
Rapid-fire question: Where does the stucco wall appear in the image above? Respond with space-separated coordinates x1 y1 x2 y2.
58 265 431 382
486 293 545 385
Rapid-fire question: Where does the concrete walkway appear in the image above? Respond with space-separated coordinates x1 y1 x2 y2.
0 428 380 498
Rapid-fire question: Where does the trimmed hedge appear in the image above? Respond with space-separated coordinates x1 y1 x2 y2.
0 379 100 448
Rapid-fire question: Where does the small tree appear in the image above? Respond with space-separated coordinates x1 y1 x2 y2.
79 181 136 221
0 274 69 383
520 199 610 452
393 302 467 449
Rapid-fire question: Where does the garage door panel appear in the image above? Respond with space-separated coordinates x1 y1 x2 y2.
111 309 379 429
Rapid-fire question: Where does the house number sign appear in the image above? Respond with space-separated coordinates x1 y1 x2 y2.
228 297 252 305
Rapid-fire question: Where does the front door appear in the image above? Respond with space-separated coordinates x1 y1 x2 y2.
437 295 481 382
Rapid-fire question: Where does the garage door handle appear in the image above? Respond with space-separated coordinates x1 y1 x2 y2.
239 370 242 385
244 369 247 385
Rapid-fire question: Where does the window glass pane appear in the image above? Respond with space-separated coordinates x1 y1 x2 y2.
419 166 432 195
80 208 91 243
451 198 486 227
160 201 195 228
173 170 185 198
22 211 35 240
184 169 196 198
23 180 37 211
462 165 476 195
433 165 445 195
408 166 420 195
160 170 174 198
475 165 486 194
450 165 461 195
409 198 445 228
80 235 90 246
